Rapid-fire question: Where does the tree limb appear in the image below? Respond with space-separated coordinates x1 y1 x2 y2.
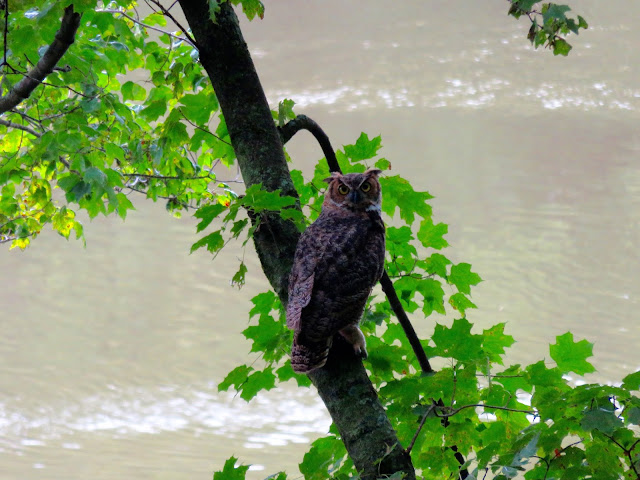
0 117 42 137
0 5 81 114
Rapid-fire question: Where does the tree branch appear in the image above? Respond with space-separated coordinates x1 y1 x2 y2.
0 5 81 114
0 117 42 137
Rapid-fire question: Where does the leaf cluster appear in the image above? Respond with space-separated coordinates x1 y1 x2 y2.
508 1 588 56
1 0 235 247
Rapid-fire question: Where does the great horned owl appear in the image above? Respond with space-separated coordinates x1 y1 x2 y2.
286 168 386 373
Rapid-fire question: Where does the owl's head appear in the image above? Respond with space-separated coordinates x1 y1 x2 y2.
322 168 383 213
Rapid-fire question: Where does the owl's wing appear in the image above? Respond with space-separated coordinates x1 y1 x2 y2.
286 225 324 331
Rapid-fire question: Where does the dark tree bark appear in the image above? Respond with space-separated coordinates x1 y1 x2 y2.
0 5 81 114
177 2 415 478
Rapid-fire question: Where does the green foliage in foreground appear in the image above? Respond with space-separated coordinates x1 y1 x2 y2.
215 139 640 480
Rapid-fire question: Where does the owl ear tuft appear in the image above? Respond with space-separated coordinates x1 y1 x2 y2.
364 168 383 177
323 171 342 184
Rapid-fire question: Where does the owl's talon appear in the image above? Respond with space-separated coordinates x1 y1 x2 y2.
355 344 368 359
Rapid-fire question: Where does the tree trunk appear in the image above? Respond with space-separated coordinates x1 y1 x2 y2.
177 3 415 478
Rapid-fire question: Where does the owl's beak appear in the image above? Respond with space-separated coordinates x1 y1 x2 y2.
347 190 362 204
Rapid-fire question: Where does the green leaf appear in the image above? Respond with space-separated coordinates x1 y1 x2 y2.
343 132 382 162
242 313 289 363
277 98 296 127
580 408 623 435
420 253 451 278
121 81 146 102
190 230 224 254
622 370 640 391
549 332 595 375
514 0 538 12
300 436 347 480
482 323 515 364
417 218 448 250
179 90 219 125
194 203 227 232
218 365 252 392
577 15 588 29
449 263 482 294
213 456 249 480
543 4 571 23
380 175 433 224
239 368 276 401
232 0 265 21
552 38 572 56
115 193 135 220
140 100 167 121
83 167 108 188
241 184 297 212
104 143 126 163
449 292 477 317
231 262 248 287
431 318 484 364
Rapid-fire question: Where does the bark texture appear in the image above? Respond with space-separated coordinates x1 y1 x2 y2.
178 2 415 478
0 5 81 114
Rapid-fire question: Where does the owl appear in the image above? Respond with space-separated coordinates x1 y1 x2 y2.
286 168 386 373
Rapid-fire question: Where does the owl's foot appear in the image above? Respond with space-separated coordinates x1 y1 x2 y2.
339 324 367 359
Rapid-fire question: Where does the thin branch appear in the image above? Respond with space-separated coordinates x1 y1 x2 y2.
435 403 536 418
99 8 195 47
146 0 197 48
0 5 81 114
2 0 8 68
0 117 42 137
178 108 233 145
406 403 436 455
122 172 213 181
124 184 196 210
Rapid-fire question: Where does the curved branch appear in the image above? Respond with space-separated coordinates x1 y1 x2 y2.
279 114 433 374
0 5 81 114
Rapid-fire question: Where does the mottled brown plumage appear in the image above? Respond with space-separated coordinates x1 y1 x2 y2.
286 168 386 373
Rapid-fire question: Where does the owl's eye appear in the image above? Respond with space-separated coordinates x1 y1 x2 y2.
337 184 350 195
360 182 372 193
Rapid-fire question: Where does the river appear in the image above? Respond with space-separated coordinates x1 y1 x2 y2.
1 1 639 478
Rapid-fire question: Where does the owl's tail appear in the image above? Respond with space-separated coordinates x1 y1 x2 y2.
291 333 332 373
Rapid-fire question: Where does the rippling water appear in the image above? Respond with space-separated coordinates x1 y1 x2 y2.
2 1 639 478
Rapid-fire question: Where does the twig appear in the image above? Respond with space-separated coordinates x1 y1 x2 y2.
0 5 81 114
178 108 233 145
405 403 436 455
0 117 42 137
2 0 8 68
147 0 197 48
434 403 536 418
121 172 213 180
99 8 195 48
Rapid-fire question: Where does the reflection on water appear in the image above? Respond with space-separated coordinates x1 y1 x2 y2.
2 0 640 478
0 385 328 453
